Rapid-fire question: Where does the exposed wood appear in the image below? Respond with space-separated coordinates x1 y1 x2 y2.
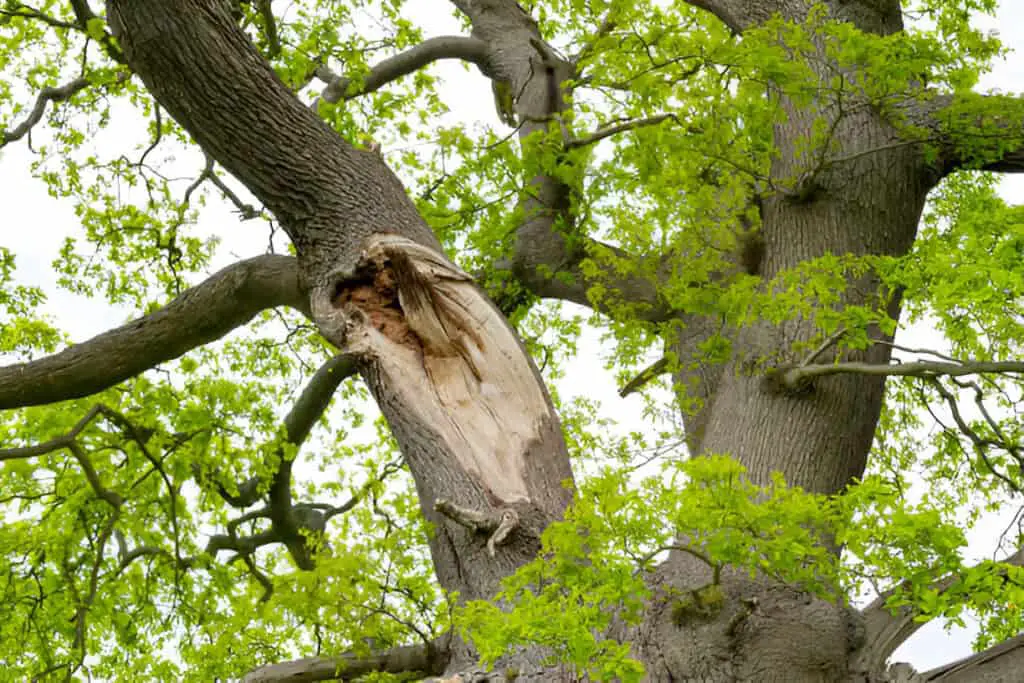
312 234 560 508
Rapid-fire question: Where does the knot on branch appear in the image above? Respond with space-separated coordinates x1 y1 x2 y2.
761 365 815 397
434 499 519 557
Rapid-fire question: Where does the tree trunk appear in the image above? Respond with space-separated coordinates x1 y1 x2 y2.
108 1 575 673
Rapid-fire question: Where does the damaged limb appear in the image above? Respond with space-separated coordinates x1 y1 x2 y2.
435 499 520 557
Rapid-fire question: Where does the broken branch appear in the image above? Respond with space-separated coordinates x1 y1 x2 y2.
435 499 520 557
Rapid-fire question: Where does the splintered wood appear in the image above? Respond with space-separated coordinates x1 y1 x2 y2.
331 234 551 505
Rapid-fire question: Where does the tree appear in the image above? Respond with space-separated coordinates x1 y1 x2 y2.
1 0 1024 680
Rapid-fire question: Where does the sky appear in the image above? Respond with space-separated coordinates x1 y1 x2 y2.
1 0 1023 675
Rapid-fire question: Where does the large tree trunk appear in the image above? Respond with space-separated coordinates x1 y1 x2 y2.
100 1 985 682
636 6 938 680
107 0 575 673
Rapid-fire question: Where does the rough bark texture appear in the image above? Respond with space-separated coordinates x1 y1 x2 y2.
106 0 441 290
0 0 1018 680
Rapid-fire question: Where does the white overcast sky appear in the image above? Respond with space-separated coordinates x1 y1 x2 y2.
1 1 1023 673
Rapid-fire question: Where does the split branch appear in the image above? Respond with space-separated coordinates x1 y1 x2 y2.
0 255 308 410
315 35 489 105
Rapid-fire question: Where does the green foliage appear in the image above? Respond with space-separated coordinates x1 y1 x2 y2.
1 0 1024 680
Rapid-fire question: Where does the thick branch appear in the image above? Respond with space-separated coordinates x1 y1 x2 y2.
242 637 449 683
680 0 748 33
922 633 1024 682
316 36 488 105
450 1 672 322
910 92 1024 175
0 255 308 410
854 547 1024 675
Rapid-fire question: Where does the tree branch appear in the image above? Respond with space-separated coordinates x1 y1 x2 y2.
909 92 1024 175
434 498 519 557
242 636 450 682
315 35 489 106
207 352 358 507
770 358 1024 392
853 547 1024 675
565 112 685 149
679 0 747 33
0 255 309 410
0 76 91 147
0 4 79 30
106 0 443 289
619 356 669 397
266 353 358 569
922 633 1024 681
